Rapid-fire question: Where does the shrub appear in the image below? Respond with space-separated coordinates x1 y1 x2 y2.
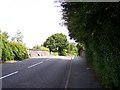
2 39 14 61
11 42 29 60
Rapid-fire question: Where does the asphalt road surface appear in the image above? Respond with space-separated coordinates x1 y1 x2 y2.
1 56 72 88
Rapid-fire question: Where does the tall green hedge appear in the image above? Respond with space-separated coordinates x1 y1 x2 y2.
61 2 120 88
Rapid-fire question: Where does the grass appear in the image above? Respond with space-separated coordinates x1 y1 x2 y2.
4 60 18 63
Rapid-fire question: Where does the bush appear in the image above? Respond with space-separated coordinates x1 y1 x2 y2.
11 42 29 60
51 52 59 56
1 39 29 61
2 39 14 61
0 31 29 61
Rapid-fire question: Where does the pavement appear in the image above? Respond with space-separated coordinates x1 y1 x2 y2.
68 56 104 88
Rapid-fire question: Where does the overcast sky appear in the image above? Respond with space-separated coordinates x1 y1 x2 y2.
0 0 74 48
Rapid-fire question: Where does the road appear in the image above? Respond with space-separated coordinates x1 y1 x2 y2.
1 56 103 89
1 56 71 88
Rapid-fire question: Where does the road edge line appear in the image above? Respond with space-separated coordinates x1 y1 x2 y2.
65 56 73 88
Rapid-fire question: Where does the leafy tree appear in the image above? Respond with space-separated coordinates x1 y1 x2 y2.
69 43 78 56
33 45 50 51
10 30 23 43
66 43 78 56
13 30 24 43
15 30 23 43
43 33 69 56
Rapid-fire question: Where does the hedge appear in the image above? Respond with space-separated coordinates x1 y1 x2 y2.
61 2 120 88
1 38 29 61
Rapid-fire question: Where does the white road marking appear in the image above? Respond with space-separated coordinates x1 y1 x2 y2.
65 59 72 88
27 61 43 68
46 58 51 61
28 58 51 69
0 71 18 80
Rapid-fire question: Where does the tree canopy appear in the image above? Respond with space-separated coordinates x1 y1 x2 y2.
67 43 78 56
32 45 50 51
11 30 23 43
43 33 69 56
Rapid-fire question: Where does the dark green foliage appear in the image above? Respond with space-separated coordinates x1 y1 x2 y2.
43 33 69 56
76 42 85 56
61 2 120 88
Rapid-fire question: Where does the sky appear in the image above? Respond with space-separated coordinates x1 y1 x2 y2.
0 0 75 48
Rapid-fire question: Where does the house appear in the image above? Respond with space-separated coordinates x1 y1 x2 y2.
28 49 50 57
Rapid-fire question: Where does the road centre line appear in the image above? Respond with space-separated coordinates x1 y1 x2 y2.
0 71 18 80
28 58 51 68
27 61 43 68
46 58 51 61
1 58 51 79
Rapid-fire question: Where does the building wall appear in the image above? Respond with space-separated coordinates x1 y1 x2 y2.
29 49 50 57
